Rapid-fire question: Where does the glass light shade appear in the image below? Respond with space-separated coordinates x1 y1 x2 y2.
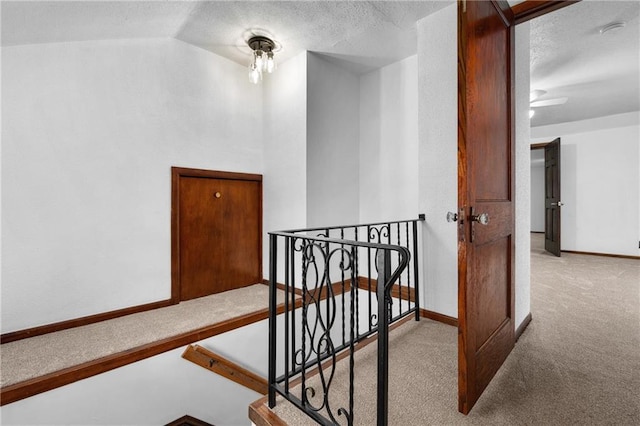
265 52 275 73
249 63 261 84
254 50 265 71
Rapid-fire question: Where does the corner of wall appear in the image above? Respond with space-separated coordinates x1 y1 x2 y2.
514 21 532 329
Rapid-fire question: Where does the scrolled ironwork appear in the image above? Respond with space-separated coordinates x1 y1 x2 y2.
368 224 390 244
267 217 424 426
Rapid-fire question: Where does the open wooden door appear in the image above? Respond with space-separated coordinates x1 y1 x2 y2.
457 0 516 414
545 138 562 256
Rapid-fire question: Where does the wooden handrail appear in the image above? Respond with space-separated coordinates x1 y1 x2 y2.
182 345 268 395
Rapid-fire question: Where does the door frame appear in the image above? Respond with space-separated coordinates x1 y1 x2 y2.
171 167 263 303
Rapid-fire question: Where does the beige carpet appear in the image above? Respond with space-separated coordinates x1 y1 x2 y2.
272 234 640 425
1 284 282 388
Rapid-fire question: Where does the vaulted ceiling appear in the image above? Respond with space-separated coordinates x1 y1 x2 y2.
2 1 638 127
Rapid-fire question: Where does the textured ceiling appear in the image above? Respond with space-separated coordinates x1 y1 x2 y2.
529 0 640 127
2 1 638 127
1 1 451 74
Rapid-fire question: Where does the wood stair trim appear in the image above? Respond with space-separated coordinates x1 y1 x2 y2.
1 299 175 344
249 396 289 426
166 414 215 426
1 301 299 406
182 345 268 395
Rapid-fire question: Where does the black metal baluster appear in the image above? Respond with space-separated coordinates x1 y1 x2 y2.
268 234 278 408
367 225 372 333
354 227 359 339
290 237 297 376
341 227 345 347
387 223 392 322
413 220 421 321
376 249 391 426
397 222 402 315
325 228 330 343
324 229 331 352
284 236 290 394
405 222 410 307
348 247 357 425
301 242 308 407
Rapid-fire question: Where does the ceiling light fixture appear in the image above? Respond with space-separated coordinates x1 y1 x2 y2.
600 21 626 35
247 35 277 84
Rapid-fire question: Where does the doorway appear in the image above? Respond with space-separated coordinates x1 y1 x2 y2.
531 139 562 257
171 167 262 302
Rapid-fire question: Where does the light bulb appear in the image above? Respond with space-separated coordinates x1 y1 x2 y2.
248 63 261 84
254 50 264 71
265 52 275 73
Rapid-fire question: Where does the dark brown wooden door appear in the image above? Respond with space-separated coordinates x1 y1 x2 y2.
457 0 515 414
545 138 562 256
172 168 262 301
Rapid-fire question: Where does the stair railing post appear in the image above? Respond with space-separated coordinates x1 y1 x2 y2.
376 249 391 426
268 233 278 408
413 219 421 321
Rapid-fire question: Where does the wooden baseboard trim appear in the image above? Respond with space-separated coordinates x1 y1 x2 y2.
420 309 458 327
515 313 532 341
262 280 304 296
182 344 267 395
264 276 418 303
354 277 414 301
1 301 298 406
561 250 640 260
1 299 175 344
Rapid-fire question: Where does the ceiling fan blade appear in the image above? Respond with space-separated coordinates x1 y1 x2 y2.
530 97 568 107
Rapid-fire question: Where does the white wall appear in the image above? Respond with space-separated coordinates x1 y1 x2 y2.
262 52 308 278
530 159 545 232
417 4 458 318
306 53 360 228
359 55 419 223
414 5 532 329
1 38 263 333
532 112 640 256
514 22 532 329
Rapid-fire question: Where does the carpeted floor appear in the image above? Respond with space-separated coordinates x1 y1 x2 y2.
1 284 282 388
272 233 640 425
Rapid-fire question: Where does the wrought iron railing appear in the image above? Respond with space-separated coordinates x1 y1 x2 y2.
267 217 424 425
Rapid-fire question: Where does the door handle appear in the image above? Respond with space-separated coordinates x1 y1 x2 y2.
470 212 490 225
469 208 488 243
550 201 564 207
446 211 458 222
